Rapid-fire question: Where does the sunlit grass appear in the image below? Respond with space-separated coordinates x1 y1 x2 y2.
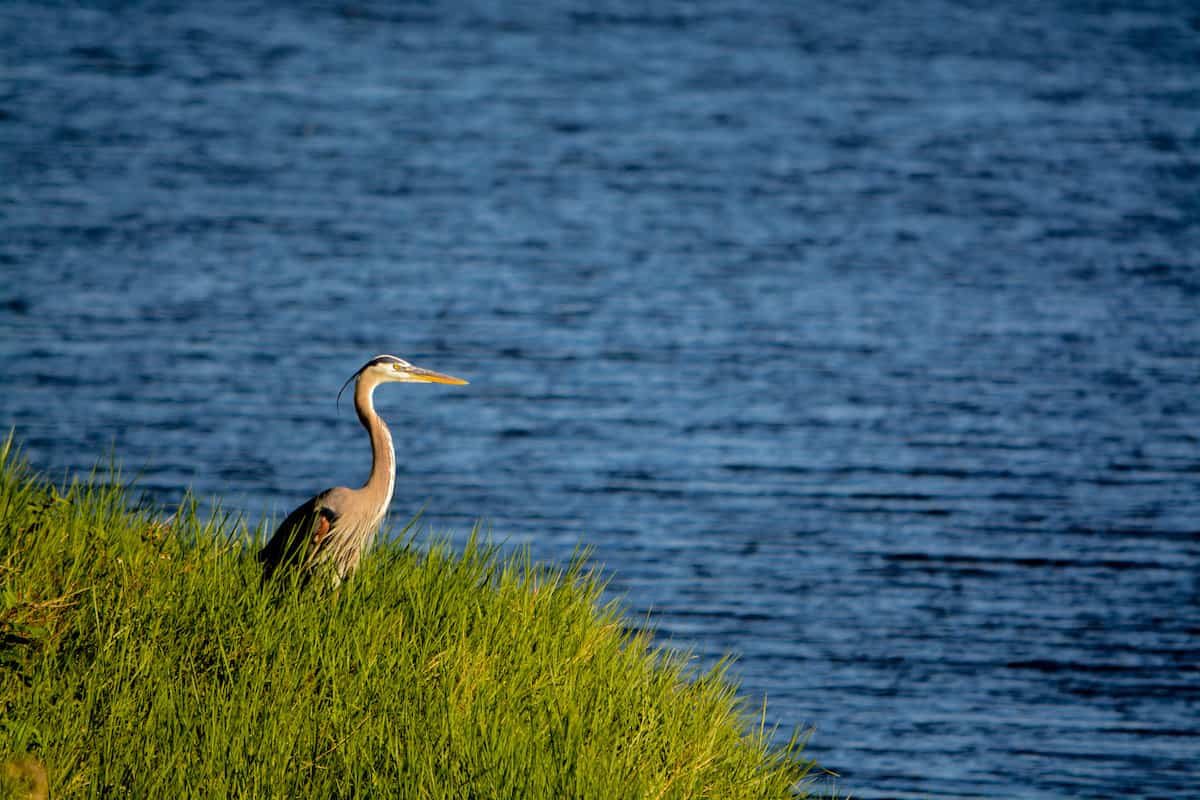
0 434 820 798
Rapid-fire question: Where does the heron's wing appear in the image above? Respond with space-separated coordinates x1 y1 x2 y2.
259 491 340 579
311 511 333 545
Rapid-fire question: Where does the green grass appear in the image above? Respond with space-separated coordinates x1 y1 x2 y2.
0 435 820 798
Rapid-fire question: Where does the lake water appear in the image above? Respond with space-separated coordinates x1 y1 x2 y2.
1 2 1198 796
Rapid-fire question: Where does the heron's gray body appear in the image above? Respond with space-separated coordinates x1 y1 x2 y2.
257 354 464 585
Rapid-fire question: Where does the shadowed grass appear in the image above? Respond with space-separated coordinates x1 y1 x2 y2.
0 435 820 798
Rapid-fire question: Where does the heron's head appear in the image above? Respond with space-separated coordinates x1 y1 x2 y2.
338 354 468 406
363 354 468 385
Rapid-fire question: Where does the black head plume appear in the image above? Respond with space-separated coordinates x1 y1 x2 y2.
336 365 365 411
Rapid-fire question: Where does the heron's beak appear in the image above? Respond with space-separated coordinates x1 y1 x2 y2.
407 366 469 385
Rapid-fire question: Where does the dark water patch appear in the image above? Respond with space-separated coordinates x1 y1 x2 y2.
884 552 1187 573
1005 659 1194 676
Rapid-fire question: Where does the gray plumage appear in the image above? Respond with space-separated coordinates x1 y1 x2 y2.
258 354 467 586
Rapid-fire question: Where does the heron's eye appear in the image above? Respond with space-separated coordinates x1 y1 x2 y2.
392 363 403 371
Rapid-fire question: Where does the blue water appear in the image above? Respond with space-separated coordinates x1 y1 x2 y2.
2 2 1198 796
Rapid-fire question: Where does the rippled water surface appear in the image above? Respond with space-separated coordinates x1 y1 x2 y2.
2 2 1198 797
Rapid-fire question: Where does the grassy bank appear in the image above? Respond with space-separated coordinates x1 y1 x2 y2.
0 436 818 798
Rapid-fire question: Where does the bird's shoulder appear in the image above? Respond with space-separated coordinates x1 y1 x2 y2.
260 489 342 568
274 488 346 535
314 486 355 520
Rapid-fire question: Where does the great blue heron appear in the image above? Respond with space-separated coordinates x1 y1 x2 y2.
258 354 468 584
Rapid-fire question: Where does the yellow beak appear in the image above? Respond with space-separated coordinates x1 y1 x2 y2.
407 366 469 385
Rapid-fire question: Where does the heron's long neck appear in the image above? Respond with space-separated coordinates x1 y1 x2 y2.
355 377 396 512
